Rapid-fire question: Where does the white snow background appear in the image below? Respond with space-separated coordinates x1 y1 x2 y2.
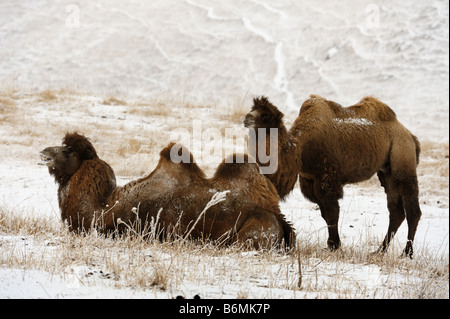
0 0 448 299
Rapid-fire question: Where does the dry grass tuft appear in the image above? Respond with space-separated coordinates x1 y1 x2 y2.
0 88 19 122
38 89 58 101
0 98 17 123
0 97 16 108
229 103 248 122
102 96 127 106
0 206 60 237
117 137 144 157
128 102 170 117
0 204 448 298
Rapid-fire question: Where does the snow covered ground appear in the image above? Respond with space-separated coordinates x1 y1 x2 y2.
0 0 448 299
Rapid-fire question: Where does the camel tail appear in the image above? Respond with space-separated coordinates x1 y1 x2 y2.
278 216 296 249
412 133 421 166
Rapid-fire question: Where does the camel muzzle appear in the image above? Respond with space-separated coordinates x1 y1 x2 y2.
38 147 59 166
243 114 255 128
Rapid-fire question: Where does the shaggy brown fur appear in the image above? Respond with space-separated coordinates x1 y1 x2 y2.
40 133 295 249
244 95 422 257
39 133 116 231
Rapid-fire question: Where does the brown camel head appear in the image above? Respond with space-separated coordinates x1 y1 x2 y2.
244 96 284 129
39 132 98 181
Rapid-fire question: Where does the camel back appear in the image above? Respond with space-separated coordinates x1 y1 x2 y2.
302 95 397 123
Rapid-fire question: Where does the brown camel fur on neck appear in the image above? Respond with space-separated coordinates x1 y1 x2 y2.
244 95 422 257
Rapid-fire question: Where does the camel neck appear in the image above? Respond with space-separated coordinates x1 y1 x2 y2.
251 124 299 199
50 168 71 190
278 125 292 150
275 124 300 199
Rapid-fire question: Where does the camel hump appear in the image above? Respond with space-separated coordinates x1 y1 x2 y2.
160 142 189 162
300 94 344 117
159 142 206 179
213 154 259 179
299 95 319 114
309 94 325 100
352 96 397 122
63 131 98 160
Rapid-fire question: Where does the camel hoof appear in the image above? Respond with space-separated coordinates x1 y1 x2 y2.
401 250 414 259
327 240 340 251
402 242 414 259
370 246 386 256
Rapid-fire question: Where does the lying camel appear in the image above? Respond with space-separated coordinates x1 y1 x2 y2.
40 132 295 249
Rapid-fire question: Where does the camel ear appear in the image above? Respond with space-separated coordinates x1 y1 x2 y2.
276 109 284 121
81 147 97 160
63 132 98 161
73 136 97 160
267 104 284 123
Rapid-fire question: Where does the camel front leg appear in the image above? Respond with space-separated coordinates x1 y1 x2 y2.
299 176 341 250
236 210 284 250
318 200 341 251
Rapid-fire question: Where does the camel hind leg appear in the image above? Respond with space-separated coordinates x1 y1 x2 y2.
378 138 422 258
377 171 406 253
236 209 284 250
402 191 422 257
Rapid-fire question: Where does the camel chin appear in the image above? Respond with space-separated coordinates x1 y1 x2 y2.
38 149 56 166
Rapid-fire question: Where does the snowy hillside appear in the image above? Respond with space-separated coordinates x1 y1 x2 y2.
0 0 448 140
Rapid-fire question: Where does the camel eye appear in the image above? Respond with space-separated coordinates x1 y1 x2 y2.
261 113 271 121
62 146 72 155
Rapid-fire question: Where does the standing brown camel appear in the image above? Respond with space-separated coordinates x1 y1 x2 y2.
244 95 422 257
40 132 295 249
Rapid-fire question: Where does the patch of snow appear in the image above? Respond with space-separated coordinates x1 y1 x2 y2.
333 118 374 126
